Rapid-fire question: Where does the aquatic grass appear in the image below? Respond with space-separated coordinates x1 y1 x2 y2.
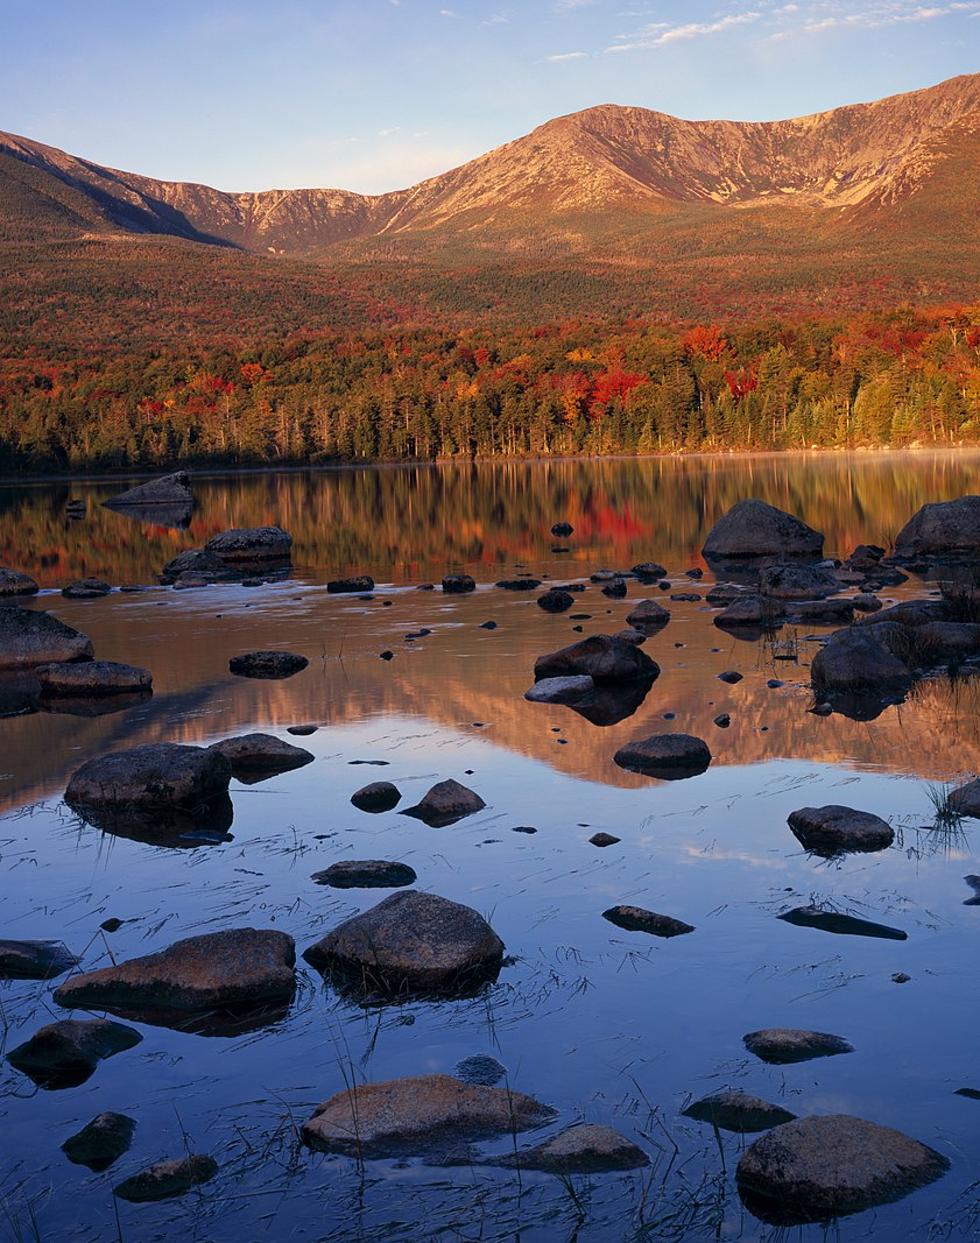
924 781 966 833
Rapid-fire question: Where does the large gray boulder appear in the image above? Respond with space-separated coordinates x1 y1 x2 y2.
811 628 912 693
0 607 93 669
534 634 659 684
303 890 503 998
103 472 193 510
0 568 39 597
65 743 231 813
54 928 296 1020
894 495 980 559
703 500 823 561
788 805 894 856
736 1115 949 1224
301 1074 555 1156
205 526 292 563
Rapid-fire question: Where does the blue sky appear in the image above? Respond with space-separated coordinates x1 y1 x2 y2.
2 0 976 193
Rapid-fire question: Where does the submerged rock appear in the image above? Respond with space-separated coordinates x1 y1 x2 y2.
351 780 402 812
7 1018 141 1089
328 575 375 593
778 906 907 941
788 805 895 856
603 905 695 938
54 928 296 1030
702 500 823 561
0 607 93 669
613 733 711 780
36 660 151 697
66 743 231 814
115 1155 218 1203
442 573 476 594
301 1074 554 1157
743 1028 853 1065
495 1124 650 1173
62 1112 136 1171
496 577 541 591
304 890 503 999
534 634 659 683
894 495 980 560
228 650 308 679
312 860 417 889
401 779 485 826
0 568 39 597
683 1090 795 1134
205 526 292 563
209 733 314 781
0 939 78 980
736 1115 949 1225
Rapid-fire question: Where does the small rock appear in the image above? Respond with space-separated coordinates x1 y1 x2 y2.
892 972 911 984
401 779 486 826
717 670 743 684
853 592 883 613
479 620 498 629
0 607 93 669
589 832 620 847
379 650 394 660
524 675 594 705
538 588 574 613
496 1124 649 1173
8 1018 141 1088
603 905 694 938
115 1155 218 1203
632 562 667 579
36 660 152 697
602 579 627 598
62 578 111 599
312 860 417 889
496 578 541 591
62 1112 136 1171
758 563 840 600
455 1054 506 1086
534 634 658 683
351 781 401 812
0 939 79 980
205 526 291 563
209 733 313 780
0 568 39 597
788 805 894 855
551 522 574 537
626 599 670 628
443 574 475 594
713 713 731 728
778 905 907 940
328 575 375 593
104 472 193 511
287 724 318 735
613 733 711 779
229 650 308 679
743 1028 853 1065
66 743 231 813
683 1090 796 1134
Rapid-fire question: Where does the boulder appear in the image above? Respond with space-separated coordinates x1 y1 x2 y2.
736 1115 949 1225
626 599 670 628
160 548 229 584
401 779 486 826
759 564 840 600
852 592 882 613
66 743 232 814
7 1018 141 1089
811 628 912 693
328 575 375 594
534 634 659 684
743 1028 853 1065
601 579 627 598
205 526 292 563
62 1112 136 1171
496 578 541 591
615 627 647 645
104 471 193 510
62 578 111 599
54 928 296 1027
0 568 39 597
949 778 980 818
495 1124 649 1173
603 905 695 938
115 1155 218 1203
713 596 783 630
632 562 667 579
524 675 594 705
778 906 906 940
864 599 945 628
0 939 78 980
312 860 417 889
228 650 308 679
443 574 476 594
683 1090 795 1134
303 890 503 998
785 599 855 626
894 495 980 559
706 584 746 606
209 733 314 781
351 781 401 812
788 805 894 856
0 607 93 669
36 660 152 697
702 500 823 561
537 588 574 613
613 733 711 780
301 1074 554 1157
914 621 980 661
590 832 620 847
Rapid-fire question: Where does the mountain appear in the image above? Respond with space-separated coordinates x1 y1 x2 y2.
1 75 978 347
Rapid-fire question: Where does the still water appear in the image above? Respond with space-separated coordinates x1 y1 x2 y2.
1 452 979 1241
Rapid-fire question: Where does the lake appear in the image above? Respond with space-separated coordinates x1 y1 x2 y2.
1 451 979 1242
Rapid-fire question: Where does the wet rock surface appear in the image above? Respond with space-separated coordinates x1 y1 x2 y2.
228 650 309 678
312 860 417 889
401 779 486 826
613 733 711 779
301 1074 555 1156
205 526 292 563
759 563 840 600
603 905 695 938
683 1090 796 1134
62 578 111 599
36 660 151 696
115 1155 218 1202
0 607 93 669
537 588 574 612
104 471 193 510
702 500 823 561
534 634 658 683
66 743 232 812
625 599 670 628
0 567 39 596
62 1112 136 1171
778 905 907 941
209 733 314 779
736 1115 950 1224
788 805 895 856
351 780 402 812
0 938 78 980
7 1018 142 1088
495 1124 650 1173
744 1028 854 1064
894 495 980 560
442 574 476 594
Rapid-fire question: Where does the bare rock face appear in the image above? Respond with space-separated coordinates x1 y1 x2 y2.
603 905 695 938
7 1018 141 1088
683 1090 796 1134
62 1112 136 1171
0 938 78 980
613 733 711 779
401 779 485 826
736 1115 950 1225
702 500 823 561
351 781 401 812
788 805 895 856
205 526 292 563
758 563 840 600
104 471 193 510
65 743 232 813
626 599 671 628
303 890 503 999
208 733 314 781
228 650 308 679
0 567 39 597
744 1028 853 1065
949 778 980 818
301 1074 555 1156
36 660 151 697
894 495 980 559
534 634 659 683
115 1155 218 1203
54 929 296 1028
495 1124 650 1173
0 607 93 669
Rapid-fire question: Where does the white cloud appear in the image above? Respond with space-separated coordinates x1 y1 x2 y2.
606 11 761 51
546 50 590 60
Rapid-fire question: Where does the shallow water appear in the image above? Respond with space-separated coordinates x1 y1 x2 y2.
1 452 979 1242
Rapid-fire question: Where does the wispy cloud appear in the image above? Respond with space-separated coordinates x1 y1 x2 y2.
546 50 589 60
606 11 761 52
769 0 980 39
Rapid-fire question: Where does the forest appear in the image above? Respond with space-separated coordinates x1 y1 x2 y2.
0 303 977 472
